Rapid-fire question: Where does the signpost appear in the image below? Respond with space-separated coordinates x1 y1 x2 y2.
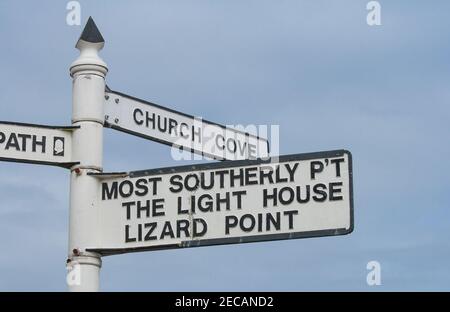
0 122 77 168
104 88 270 161
0 17 354 292
89 150 353 255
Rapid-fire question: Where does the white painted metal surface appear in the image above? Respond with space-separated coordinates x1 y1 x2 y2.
89 150 353 255
0 122 76 167
67 17 107 292
104 89 270 161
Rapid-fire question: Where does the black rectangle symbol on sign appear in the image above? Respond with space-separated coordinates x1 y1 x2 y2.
53 137 65 156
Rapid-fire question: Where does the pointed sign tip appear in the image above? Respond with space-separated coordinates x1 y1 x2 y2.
78 17 104 44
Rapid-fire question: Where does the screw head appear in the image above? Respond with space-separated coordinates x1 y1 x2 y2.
105 95 110 100
114 118 119 124
115 98 120 104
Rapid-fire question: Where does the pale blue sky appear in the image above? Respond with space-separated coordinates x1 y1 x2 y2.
0 0 449 291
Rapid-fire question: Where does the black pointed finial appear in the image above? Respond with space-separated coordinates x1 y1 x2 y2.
78 17 104 44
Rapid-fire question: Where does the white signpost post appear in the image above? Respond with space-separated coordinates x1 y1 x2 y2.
0 17 354 292
104 88 270 161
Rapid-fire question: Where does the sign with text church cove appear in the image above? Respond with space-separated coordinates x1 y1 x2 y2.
88 150 353 255
104 87 270 161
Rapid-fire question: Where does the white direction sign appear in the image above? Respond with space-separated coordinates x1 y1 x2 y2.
0 122 77 168
88 150 353 255
104 88 270 161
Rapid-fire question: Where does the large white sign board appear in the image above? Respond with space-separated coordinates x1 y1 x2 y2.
0 122 77 168
88 150 353 255
104 88 270 161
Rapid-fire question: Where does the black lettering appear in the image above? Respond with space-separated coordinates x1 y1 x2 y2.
296 185 310 203
275 166 288 183
285 163 299 182
283 210 298 229
169 175 183 193
177 219 190 238
125 225 136 243
263 188 277 207
313 183 327 202
230 168 244 187
135 178 148 197
17 134 31 151
192 126 201 143
102 182 118 200
310 161 324 179
179 123 189 138
133 108 144 125
215 170 229 189
259 166 274 184
329 182 343 201
266 212 280 231
279 187 294 205
122 201 135 220
145 112 156 129
216 192 230 211
192 219 208 237
245 167 258 185
157 115 167 132
148 177 161 195
5 133 20 151
240 214 255 232
193 218 207 237
160 221 175 239
331 158 345 177
138 223 142 241
200 172 214 190
215 134 225 150
232 190 246 209
137 200 150 219
198 194 213 212
225 215 238 234
144 223 157 241
32 135 46 153
177 196 188 214
168 118 178 136
257 214 263 232
153 198 165 216
236 140 247 156
189 195 196 214
226 138 237 153
185 174 200 191
119 180 134 198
